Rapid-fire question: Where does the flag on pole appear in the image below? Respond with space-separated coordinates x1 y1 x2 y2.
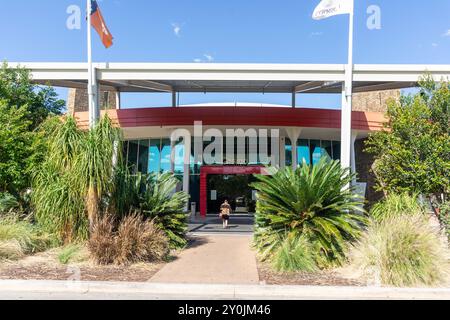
90 0 113 48
312 0 353 20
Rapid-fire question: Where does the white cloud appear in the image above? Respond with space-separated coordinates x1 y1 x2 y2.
193 54 215 63
204 54 214 62
443 29 450 37
172 23 182 37
432 43 438 47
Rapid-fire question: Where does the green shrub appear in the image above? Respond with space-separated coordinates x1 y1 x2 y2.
272 234 318 273
252 158 367 270
0 217 58 260
133 173 189 249
0 192 19 214
58 244 82 265
351 213 449 287
370 193 424 222
89 213 169 265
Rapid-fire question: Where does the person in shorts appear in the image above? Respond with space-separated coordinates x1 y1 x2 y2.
220 200 232 229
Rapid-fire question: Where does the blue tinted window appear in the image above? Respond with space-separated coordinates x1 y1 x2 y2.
297 139 310 165
149 139 161 174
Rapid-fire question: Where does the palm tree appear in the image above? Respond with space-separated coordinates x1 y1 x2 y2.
73 116 122 231
251 158 367 268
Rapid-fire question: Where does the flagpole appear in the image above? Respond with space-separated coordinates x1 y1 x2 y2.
87 0 97 128
340 0 355 177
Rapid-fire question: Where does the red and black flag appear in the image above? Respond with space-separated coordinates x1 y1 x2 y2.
90 0 113 48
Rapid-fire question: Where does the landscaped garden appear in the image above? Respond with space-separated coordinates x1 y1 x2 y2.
0 63 449 287
252 76 450 287
0 63 190 280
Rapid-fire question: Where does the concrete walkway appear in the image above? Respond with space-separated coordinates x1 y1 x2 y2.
149 235 259 285
1 280 450 300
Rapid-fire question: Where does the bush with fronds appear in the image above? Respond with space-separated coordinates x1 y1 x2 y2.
89 213 169 265
271 233 318 273
350 213 449 287
251 158 367 270
112 172 189 249
370 193 424 222
0 217 58 260
0 192 19 215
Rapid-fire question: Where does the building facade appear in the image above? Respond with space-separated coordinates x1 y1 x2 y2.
68 88 396 215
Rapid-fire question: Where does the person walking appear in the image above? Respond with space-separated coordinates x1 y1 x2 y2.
219 200 232 229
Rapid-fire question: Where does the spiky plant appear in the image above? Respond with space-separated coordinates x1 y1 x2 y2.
73 116 122 231
251 158 367 269
33 115 121 241
137 172 189 248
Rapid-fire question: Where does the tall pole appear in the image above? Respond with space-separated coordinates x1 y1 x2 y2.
340 0 355 174
87 0 98 128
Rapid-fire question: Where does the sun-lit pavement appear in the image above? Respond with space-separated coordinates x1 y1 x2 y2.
1 280 450 300
188 214 254 235
149 234 259 285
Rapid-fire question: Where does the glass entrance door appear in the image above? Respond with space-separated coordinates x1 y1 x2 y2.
206 174 256 215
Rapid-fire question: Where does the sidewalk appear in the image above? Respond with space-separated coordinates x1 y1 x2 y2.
149 235 259 284
1 280 449 300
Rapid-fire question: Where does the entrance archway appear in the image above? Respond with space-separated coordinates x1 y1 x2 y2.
199 165 265 217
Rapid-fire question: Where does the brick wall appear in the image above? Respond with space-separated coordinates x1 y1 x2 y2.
67 88 117 114
352 89 400 113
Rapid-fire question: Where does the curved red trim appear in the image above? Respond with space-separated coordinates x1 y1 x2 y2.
200 165 265 217
74 106 386 131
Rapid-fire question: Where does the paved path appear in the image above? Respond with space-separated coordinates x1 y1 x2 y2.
1 280 450 300
149 235 259 285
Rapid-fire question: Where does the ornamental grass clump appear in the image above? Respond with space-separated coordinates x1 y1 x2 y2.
88 213 169 265
252 158 367 271
0 217 58 260
370 192 424 222
351 213 449 287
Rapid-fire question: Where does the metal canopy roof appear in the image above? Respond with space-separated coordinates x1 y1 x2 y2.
9 62 450 94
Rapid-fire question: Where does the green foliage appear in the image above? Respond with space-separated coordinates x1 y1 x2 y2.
0 62 64 129
0 63 65 195
134 172 189 248
252 158 367 269
58 244 82 265
0 192 19 214
366 76 450 196
370 193 424 222
0 216 58 260
32 116 88 242
351 214 449 287
271 233 318 273
0 102 36 193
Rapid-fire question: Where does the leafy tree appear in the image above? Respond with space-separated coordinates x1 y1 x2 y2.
0 63 65 195
0 102 35 193
0 63 64 129
365 77 450 197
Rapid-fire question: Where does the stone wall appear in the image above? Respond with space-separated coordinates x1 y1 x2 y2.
352 89 400 113
67 88 117 114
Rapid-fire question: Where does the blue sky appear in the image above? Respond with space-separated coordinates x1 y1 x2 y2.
1 0 449 109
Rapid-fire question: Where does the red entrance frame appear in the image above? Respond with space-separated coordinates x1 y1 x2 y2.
199 165 265 217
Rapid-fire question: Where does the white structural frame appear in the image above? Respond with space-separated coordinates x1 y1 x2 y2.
10 61 450 173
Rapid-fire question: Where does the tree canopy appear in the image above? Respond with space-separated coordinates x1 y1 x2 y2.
365 76 450 196
0 63 65 194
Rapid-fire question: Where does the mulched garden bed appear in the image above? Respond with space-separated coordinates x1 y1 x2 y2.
257 261 363 286
0 262 165 282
